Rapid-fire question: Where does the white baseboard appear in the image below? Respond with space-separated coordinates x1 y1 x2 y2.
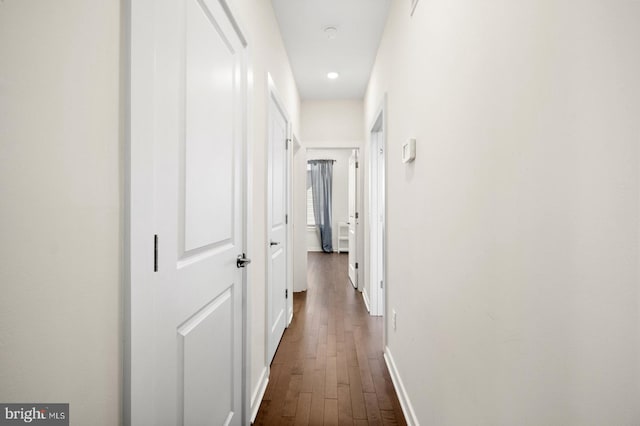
250 366 269 423
384 347 419 426
362 288 370 312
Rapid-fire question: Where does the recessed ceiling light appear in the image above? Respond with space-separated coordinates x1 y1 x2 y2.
323 26 338 39
327 72 339 80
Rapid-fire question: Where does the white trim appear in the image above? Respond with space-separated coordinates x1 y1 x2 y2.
362 288 371 313
250 366 269 423
384 347 419 426
286 132 296 326
241 41 253 426
220 2 251 422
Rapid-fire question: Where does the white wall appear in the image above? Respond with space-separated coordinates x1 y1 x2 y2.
306 149 352 252
365 1 640 424
293 100 364 291
229 0 301 418
301 100 365 142
0 1 122 425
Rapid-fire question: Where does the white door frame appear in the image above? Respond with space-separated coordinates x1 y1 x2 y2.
125 0 251 423
266 73 293 364
303 143 362 259
348 149 360 289
367 97 386 320
287 133 299 323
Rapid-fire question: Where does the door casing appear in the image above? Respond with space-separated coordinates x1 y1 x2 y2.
348 149 360 289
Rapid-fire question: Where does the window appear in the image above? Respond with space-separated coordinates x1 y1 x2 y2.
307 164 315 225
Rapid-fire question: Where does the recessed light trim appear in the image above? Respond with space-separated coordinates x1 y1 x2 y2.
327 72 339 80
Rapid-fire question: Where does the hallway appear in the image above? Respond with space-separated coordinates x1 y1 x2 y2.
254 253 406 425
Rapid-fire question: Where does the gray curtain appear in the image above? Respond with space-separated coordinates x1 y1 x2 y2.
308 160 334 253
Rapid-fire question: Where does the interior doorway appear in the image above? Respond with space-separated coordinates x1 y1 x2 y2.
367 103 386 318
305 147 361 286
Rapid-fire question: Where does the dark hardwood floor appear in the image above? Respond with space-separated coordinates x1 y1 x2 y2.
254 253 406 425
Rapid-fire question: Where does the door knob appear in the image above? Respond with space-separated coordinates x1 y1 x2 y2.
237 253 251 268
270 241 281 246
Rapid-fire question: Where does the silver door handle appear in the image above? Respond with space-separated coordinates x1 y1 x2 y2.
270 241 281 246
237 253 251 268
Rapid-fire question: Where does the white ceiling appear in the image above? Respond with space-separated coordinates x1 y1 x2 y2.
271 0 391 100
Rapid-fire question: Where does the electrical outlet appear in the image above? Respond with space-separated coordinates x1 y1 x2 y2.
392 310 397 331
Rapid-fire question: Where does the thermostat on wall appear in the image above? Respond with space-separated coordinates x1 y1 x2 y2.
402 138 416 163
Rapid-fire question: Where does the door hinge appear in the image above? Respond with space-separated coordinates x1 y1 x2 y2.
355 212 359 219
355 161 359 168
285 138 291 150
153 234 158 272
285 289 289 299
285 214 288 224
380 280 384 289
355 262 359 269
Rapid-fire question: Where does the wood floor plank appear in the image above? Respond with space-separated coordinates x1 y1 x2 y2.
294 392 312 426
336 311 346 343
300 358 315 393
283 374 303 417
327 330 337 357
324 398 339 426
344 332 358 367
356 352 376 393
337 384 354 425
364 392 383 425
319 323 328 344
381 408 401 425
291 357 305 375
309 393 325 425
315 342 327 370
325 356 338 399
370 356 393 411
312 366 325 396
347 365 367 420
336 347 349 385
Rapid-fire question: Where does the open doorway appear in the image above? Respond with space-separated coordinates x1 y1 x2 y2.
367 103 386 318
305 148 361 287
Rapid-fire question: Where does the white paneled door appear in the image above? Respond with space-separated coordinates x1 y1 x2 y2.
129 0 247 424
267 83 290 365
348 150 359 288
